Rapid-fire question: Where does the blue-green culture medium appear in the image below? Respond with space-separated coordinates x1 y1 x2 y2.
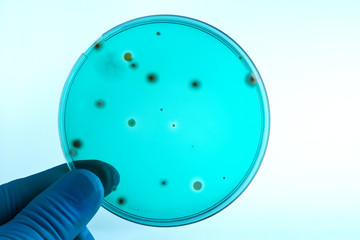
58 15 270 227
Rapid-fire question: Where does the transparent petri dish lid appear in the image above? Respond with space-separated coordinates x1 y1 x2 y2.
58 15 270 227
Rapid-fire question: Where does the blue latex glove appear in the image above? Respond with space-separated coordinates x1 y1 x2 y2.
0 160 119 240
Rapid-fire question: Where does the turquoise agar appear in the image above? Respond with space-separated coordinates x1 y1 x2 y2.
58 15 270 227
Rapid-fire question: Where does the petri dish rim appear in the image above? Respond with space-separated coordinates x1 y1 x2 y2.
58 14 270 227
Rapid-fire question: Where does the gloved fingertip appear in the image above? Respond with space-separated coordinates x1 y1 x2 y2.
63 169 104 212
73 160 120 197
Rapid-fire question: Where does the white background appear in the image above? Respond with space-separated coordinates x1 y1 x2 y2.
0 0 359 239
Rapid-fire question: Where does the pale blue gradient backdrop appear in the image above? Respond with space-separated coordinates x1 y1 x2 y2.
1 0 359 239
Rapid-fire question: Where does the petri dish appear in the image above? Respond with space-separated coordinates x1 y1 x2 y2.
58 15 270 227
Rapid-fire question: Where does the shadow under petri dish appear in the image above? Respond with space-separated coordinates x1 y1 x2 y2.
58 15 270 227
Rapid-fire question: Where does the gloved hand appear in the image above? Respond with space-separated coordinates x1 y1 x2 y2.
0 160 120 240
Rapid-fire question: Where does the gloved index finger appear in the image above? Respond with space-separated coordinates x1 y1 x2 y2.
0 164 69 225
0 160 120 226
73 160 120 197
